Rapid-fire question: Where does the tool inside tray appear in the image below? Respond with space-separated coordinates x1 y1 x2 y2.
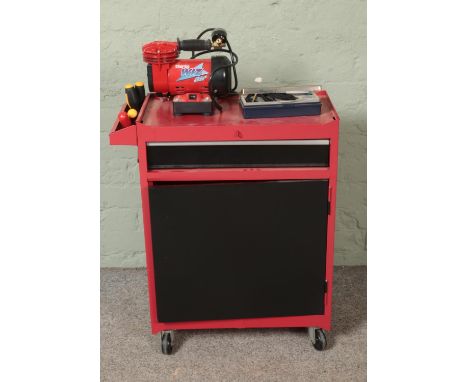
239 86 322 118
240 86 321 106
245 93 298 102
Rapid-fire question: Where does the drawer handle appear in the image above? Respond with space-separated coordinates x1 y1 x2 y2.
147 140 329 147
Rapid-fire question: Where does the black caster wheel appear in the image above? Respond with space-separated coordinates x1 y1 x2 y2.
161 331 173 355
308 328 327 351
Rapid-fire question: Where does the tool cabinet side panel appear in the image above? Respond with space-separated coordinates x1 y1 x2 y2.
323 120 339 328
137 137 159 327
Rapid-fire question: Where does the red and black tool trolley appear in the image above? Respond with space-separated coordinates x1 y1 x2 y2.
109 91 339 354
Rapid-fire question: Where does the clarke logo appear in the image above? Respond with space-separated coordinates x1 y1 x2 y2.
176 63 208 83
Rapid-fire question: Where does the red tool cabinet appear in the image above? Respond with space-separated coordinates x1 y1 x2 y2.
109 91 339 354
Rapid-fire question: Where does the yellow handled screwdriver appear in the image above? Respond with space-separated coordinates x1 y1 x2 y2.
134 81 146 107
127 108 138 120
124 84 140 111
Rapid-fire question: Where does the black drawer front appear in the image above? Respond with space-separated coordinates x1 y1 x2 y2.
147 140 330 169
149 179 329 322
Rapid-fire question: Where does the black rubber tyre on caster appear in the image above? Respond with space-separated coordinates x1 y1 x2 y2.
161 332 173 355
313 329 327 351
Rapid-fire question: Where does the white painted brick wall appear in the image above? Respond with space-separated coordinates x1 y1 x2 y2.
101 0 367 266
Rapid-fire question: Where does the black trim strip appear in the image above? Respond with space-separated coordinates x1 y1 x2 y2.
147 144 330 169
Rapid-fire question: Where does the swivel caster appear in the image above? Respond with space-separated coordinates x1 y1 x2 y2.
308 327 327 351
161 331 174 355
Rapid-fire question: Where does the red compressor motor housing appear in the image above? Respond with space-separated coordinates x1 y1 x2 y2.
142 30 237 115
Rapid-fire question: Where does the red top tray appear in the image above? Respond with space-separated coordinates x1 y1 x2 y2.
109 91 339 146
141 91 338 128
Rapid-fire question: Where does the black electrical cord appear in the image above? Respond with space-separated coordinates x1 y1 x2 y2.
196 28 215 39
191 48 238 110
190 28 239 111
191 28 215 58
225 39 238 92
191 49 238 95
192 48 237 60
209 65 233 111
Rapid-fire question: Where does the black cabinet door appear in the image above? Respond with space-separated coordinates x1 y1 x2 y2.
149 180 329 322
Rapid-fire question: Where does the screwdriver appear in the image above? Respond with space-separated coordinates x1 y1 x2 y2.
127 108 138 120
134 82 146 107
125 84 140 111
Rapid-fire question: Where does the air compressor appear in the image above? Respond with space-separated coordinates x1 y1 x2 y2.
142 28 238 115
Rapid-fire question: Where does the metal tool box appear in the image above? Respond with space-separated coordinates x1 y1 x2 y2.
239 86 322 119
109 91 340 354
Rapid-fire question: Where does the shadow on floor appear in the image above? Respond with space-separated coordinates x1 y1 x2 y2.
167 266 367 352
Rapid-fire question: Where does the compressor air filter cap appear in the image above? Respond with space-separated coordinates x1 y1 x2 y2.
142 41 179 64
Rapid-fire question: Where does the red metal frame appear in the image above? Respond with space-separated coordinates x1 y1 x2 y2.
110 91 339 333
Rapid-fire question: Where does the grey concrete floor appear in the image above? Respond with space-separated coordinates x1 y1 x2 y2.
101 266 366 381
